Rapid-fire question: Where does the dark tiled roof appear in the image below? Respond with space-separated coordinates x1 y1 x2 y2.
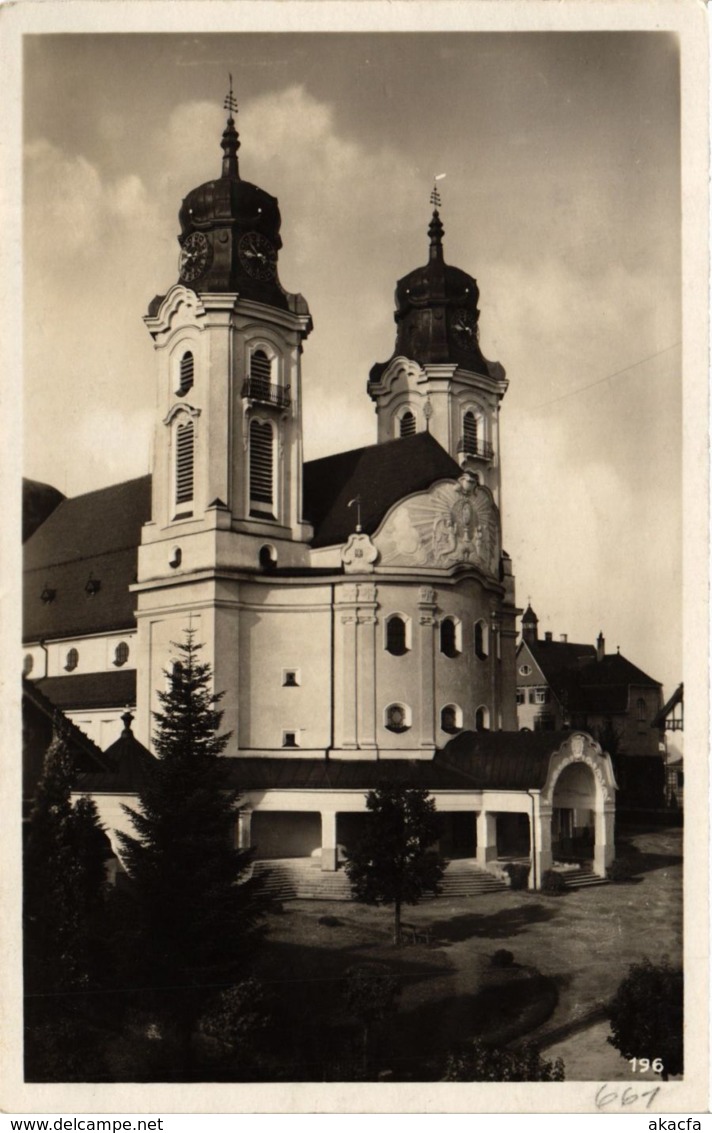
74 733 577 796
23 478 65 543
33 670 137 710
524 639 660 714
440 730 575 790
24 476 151 641
303 432 462 548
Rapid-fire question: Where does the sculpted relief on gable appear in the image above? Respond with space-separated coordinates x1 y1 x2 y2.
374 475 500 576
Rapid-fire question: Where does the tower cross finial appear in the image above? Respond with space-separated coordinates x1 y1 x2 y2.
224 73 238 119
430 183 442 210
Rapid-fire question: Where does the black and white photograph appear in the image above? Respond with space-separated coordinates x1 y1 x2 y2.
3 0 709 1116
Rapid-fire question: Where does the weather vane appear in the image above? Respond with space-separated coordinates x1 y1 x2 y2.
430 172 446 210
224 73 238 117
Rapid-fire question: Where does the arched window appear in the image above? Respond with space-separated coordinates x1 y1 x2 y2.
474 619 489 660
250 349 272 389
475 705 490 731
400 410 416 438
171 660 184 688
385 703 410 733
175 419 194 508
249 420 274 516
114 642 129 667
637 697 647 722
463 410 478 455
65 648 79 672
177 350 194 396
440 616 460 658
440 704 462 735
385 615 408 656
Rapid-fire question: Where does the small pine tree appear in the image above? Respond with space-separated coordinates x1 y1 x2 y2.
345 783 444 945
117 630 259 1075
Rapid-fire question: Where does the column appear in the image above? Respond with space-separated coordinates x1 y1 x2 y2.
321 810 338 872
530 798 553 888
594 804 616 876
476 810 498 865
356 583 378 749
338 585 359 749
418 587 437 748
236 808 252 850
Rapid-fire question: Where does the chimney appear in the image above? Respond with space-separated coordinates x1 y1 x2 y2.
596 632 605 662
559 634 568 643
544 631 553 643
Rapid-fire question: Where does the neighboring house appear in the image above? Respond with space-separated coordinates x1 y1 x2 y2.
516 604 665 808
22 676 109 822
654 683 684 808
23 91 621 886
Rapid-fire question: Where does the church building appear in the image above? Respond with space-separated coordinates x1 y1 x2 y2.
23 91 617 890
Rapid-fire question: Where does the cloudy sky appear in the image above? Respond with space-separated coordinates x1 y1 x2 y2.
23 31 683 695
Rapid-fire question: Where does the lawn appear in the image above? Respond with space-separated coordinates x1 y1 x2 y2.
250 825 682 1080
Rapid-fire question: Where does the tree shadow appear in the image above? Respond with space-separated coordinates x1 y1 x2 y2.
431 903 559 944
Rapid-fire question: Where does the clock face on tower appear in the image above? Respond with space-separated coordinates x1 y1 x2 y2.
239 231 277 280
178 232 212 283
450 308 477 348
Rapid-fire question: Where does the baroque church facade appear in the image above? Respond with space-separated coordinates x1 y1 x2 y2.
23 96 617 887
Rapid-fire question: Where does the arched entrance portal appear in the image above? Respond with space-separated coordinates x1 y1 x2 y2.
552 760 596 861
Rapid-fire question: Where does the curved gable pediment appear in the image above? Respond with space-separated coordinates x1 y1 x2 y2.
373 474 501 576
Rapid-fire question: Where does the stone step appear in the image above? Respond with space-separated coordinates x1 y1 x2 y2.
563 870 609 889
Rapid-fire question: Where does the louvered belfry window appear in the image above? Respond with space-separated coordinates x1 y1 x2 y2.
250 419 274 513
463 411 478 454
251 349 272 385
175 419 194 506
178 351 194 395
400 410 416 438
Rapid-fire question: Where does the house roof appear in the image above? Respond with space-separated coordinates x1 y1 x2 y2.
302 432 462 548
522 638 660 714
32 670 137 710
24 476 151 642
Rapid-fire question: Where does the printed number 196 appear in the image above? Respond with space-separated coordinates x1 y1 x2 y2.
630 1058 664 1074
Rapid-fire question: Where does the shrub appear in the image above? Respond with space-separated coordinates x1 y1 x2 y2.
541 869 567 895
490 949 515 969
503 862 530 890
606 859 636 883
607 957 682 1080
444 1039 565 1081
318 915 342 927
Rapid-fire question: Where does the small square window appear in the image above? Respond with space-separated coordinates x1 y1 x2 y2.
282 731 299 748
282 670 300 687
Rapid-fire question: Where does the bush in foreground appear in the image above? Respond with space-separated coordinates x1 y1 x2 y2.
607 957 682 1080
444 1039 565 1081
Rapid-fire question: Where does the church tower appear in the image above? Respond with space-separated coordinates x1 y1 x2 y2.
133 85 313 747
367 194 508 507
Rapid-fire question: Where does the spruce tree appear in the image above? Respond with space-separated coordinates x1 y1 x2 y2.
117 630 259 1071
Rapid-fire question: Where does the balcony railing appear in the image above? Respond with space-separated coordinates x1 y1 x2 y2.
241 378 291 409
457 438 494 461
664 719 684 732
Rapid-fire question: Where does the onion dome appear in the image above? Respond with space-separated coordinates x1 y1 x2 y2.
369 202 503 383
172 81 291 310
